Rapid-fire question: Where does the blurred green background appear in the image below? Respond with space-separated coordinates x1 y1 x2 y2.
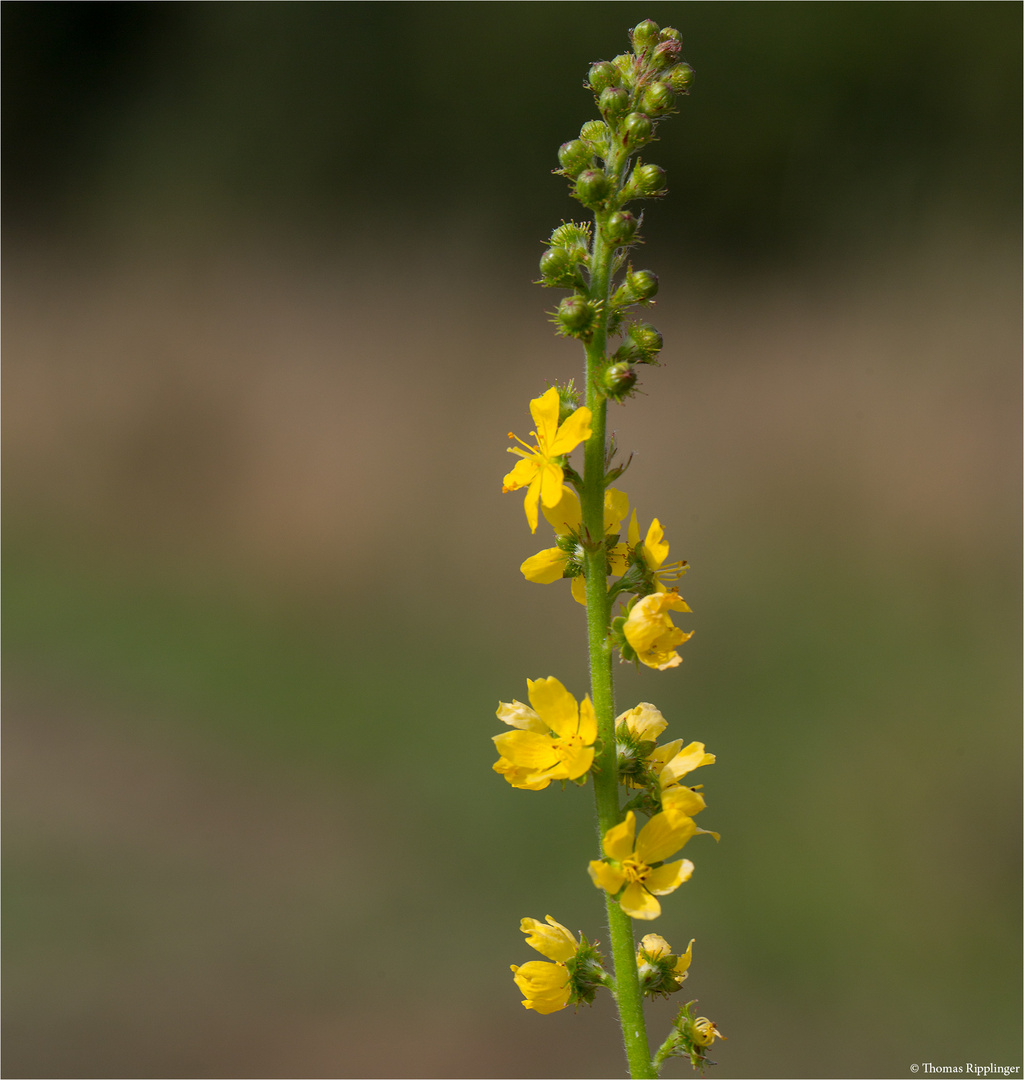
3 3 1021 1078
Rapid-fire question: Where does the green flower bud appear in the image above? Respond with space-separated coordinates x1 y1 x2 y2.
580 119 610 151
611 53 637 87
628 269 659 300
630 19 661 54
624 162 667 200
641 81 675 116
652 39 681 70
622 112 653 149
604 211 638 246
558 139 593 177
630 322 663 357
557 295 595 334
601 361 637 400
555 378 582 422
599 86 630 119
549 221 591 253
574 169 612 208
665 62 695 94
588 61 620 93
539 247 576 286
659 26 682 44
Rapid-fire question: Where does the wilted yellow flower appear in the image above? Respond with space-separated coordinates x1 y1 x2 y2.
502 388 592 532
588 810 696 920
493 677 597 789
692 1016 726 1047
510 960 572 1014
636 933 694 991
627 510 688 591
520 487 629 604
623 590 693 670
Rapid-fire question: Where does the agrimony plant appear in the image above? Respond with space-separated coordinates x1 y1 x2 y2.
493 20 726 1079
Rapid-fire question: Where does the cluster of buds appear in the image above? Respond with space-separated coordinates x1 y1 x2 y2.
539 19 692 401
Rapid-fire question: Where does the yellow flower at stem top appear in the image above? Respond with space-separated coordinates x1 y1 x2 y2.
623 590 694 670
588 809 696 920
502 387 593 533
510 915 580 1014
493 677 597 790
627 510 689 591
520 486 630 604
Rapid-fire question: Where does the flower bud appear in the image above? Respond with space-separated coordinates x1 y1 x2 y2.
665 62 695 93
611 53 637 87
588 61 620 93
630 19 661 54
557 295 595 334
558 139 592 177
628 269 659 300
574 169 612 208
599 86 630 119
652 39 681 70
630 322 663 357
622 112 653 149
641 81 675 116
601 361 637 400
539 247 576 286
624 163 667 200
579 120 610 151
604 211 638 246
659 26 682 44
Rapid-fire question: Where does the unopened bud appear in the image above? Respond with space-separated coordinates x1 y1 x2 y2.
574 169 612 208
659 26 682 44
605 211 638 246
599 86 630 119
557 295 595 334
630 20 661 54
601 361 637 400
628 269 659 300
665 62 694 93
641 81 675 116
588 61 620 93
539 247 576 286
622 112 653 148
558 139 593 177
652 39 681 70
580 120 610 150
624 163 667 200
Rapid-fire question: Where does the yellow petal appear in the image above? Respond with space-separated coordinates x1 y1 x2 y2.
588 859 626 894
520 916 577 962
619 882 661 920
524 473 543 533
548 406 593 456
493 730 558 770
492 757 551 790
541 488 583 535
635 811 697 865
570 574 588 606
529 388 562 454
557 741 593 781
648 739 683 777
602 811 637 861
628 509 640 547
604 488 630 532
660 741 715 785
496 699 546 733
615 703 668 743
675 938 695 977
576 696 597 745
643 518 670 571
645 858 691 896
502 455 538 492
521 548 568 584
637 933 673 962
538 460 566 509
661 785 707 818
607 543 630 576
526 676 578 740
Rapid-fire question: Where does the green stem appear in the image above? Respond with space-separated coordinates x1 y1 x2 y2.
582 199 655 1080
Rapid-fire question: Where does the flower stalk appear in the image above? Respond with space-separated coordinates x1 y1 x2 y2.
495 19 726 1078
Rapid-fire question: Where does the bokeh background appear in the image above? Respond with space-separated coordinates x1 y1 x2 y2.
3 3 1021 1078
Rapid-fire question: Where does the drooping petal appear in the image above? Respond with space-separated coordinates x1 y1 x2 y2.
602 811 637 861
604 488 630 532
635 810 697 864
541 487 583 535
529 388 562 454
520 916 578 962
645 858 692 896
548 406 593 456
502 455 538 492
492 757 551 790
643 518 670 571
619 881 662 920
524 472 544 532
576 696 598 745
660 742 716 786
674 938 695 977
511 959 571 1014
493 729 558 770
661 785 707 818
588 859 627 894
520 548 568 584
496 699 546 733
526 676 579 740
570 574 588 605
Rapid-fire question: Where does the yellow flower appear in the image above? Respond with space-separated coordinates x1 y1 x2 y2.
626 511 689 591
520 487 630 604
510 915 580 1014
588 810 696 920
492 677 597 790
636 933 694 990
502 388 593 532
623 590 693 670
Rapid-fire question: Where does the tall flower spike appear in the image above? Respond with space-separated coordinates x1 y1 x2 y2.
502 387 592 532
492 676 597 789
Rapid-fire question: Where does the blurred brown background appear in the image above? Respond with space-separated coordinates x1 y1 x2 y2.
3 3 1021 1078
